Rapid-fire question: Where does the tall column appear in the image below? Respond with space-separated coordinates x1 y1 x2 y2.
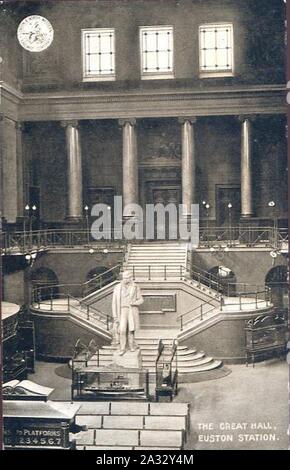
16 122 25 218
179 117 197 215
239 116 254 218
61 120 83 219
119 119 138 215
0 114 3 226
2 117 18 223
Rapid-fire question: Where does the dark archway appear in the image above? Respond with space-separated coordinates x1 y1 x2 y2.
86 266 116 293
265 265 288 308
86 266 109 283
30 267 59 301
208 265 237 296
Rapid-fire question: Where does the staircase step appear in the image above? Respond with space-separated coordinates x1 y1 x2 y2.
145 360 222 374
141 351 203 361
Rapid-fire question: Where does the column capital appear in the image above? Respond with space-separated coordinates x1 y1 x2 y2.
60 120 79 129
118 118 137 127
237 115 256 123
178 116 197 125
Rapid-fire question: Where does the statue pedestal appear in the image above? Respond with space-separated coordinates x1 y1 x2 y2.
112 349 142 369
112 350 142 388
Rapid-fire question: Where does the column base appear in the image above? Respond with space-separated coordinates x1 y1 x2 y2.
64 216 86 230
240 214 254 219
65 216 85 223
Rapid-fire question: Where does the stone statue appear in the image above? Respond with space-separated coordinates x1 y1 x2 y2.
112 270 144 356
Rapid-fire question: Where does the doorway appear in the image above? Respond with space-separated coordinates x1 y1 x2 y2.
145 182 181 240
216 185 241 227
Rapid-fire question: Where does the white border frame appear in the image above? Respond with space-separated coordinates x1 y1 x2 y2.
139 25 175 80
199 23 234 78
82 28 116 82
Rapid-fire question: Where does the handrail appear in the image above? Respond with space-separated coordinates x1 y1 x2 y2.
130 264 187 281
66 295 113 331
83 264 121 288
69 293 112 319
178 299 218 331
2 226 288 253
32 291 113 330
155 338 178 396
191 267 223 293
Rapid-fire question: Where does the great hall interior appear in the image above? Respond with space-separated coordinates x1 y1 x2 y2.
0 0 289 451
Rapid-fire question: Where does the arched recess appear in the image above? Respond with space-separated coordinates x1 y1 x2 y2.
265 265 288 308
86 266 116 291
30 267 59 300
208 265 237 296
86 266 110 282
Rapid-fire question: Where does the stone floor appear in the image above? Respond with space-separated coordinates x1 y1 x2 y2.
28 359 289 450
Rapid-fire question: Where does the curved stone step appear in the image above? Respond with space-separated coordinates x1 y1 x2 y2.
145 360 222 374
140 348 197 357
141 351 205 362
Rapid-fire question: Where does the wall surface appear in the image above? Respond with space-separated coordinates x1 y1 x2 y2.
31 312 109 360
3 0 284 92
194 250 288 288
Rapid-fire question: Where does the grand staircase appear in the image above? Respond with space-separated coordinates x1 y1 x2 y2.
86 329 222 379
125 242 188 279
33 242 272 377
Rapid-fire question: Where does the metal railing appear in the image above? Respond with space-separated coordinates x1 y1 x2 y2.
178 283 271 332
179 300 218 331
0 226 288 254
155 339 178 399
220 286 271 312
1 229 126 254
31 291 113 330
199 226 288 248
191 265 224 294
130 264 187 281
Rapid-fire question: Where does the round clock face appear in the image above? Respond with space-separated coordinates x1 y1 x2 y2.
17 15 54 52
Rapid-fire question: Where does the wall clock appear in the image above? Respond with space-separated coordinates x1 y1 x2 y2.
17 15 54 52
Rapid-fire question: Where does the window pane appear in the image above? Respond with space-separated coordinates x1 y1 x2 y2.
88 55 99 73
145 51 157 71
100 34 112 53
203 30 215 48
204 49 216 68
87 34 99 53
100 54 113 72
216 49 228 68
158 51 170 70
157 31 170 50
144 32 157 51
216 29 230 49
